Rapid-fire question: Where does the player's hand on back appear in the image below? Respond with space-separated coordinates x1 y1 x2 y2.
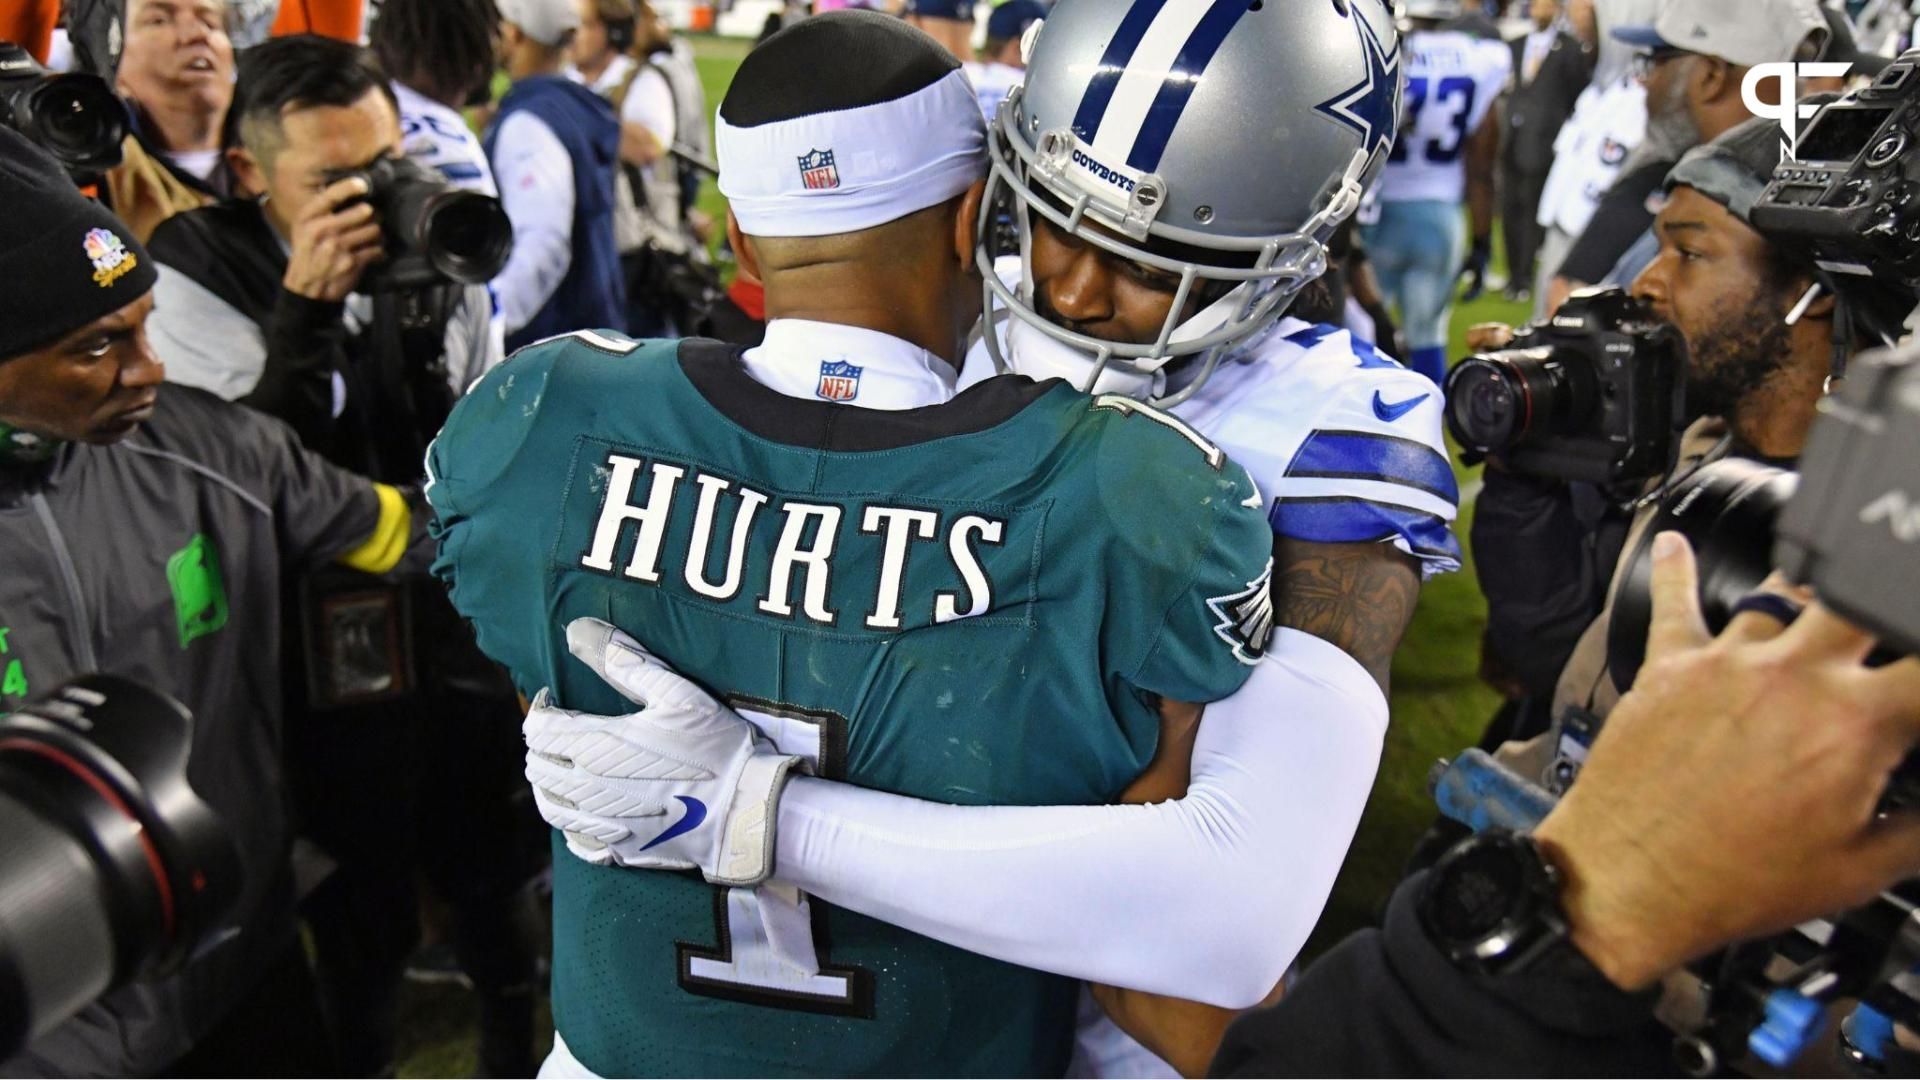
523 618 803 887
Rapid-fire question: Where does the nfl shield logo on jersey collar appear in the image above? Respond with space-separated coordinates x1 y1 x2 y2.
799 149 840 190
816 359 863 401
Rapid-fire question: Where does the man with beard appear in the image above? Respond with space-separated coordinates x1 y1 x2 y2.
1469 114 1917 756
1546 0 1825 306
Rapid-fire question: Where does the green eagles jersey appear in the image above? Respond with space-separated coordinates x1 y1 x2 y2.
427 334 1274 1077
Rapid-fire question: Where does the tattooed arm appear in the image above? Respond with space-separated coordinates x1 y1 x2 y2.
1271 535 1424 693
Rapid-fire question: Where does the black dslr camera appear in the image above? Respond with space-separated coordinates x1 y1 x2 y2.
0 42 126 178
1750 49 1920 291
1607 344 1920 786
1437 344 1920 1074
1443 288 1687 486
323 155 513 292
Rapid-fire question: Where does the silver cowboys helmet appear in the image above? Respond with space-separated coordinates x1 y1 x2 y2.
980 0 1405 406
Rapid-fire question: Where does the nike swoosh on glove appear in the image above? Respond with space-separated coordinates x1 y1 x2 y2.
523 618 803 886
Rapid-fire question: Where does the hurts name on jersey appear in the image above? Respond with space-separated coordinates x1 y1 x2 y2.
575 447 1013 630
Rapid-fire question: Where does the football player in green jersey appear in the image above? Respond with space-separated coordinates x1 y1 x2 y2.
426 12 1351 1076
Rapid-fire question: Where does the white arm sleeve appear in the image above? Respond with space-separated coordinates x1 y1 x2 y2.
490 111 576 336
773 628 1387 1009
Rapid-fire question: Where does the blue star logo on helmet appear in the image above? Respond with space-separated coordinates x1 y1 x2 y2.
1313 7 1402 164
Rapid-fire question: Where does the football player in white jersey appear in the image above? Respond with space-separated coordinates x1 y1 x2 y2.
371 0 503 196
1360 0 1509 387
517 1 1457 1075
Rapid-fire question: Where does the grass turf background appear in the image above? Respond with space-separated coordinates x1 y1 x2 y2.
395 35 1528 1074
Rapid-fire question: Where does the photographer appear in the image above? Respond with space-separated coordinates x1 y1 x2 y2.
140 34 539 1078
1205 533 1920 1075
0 127 427 1076
144 35 502 466
1466 111 1914 746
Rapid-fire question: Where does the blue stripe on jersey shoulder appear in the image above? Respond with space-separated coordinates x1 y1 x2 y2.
1070 0 1169 143
1287 430 1459 503
1270 497 1463 564
1282 323 1402 370
438 162 486 180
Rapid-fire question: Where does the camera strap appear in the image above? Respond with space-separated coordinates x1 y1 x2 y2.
360 287 459 484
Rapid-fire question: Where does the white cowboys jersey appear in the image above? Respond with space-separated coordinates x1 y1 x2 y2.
393 81 499 197
962 318 1463 578
1376 29 1510 204
962 306 1459 1076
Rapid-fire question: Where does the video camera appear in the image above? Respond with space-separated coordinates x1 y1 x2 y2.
0 677 238 1058
1751 50 1920 292
0 43 126 179
1443 288 1688 486
323 155 513 292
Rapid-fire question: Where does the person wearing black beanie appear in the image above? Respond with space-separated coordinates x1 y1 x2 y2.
0 124 163 459
0 126 435 1077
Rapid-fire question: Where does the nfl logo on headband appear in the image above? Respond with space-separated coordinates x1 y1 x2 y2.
798 148 840 191
816 359 862 401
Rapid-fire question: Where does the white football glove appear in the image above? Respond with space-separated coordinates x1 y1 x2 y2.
523 617 802 887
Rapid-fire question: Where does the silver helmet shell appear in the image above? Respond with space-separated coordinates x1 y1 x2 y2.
980 0 1404 406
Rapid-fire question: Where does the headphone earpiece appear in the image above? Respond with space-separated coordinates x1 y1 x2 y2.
606 16 638 51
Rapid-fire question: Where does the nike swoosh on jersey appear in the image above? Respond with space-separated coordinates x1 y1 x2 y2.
1372 391 1430 423
639 795 707 850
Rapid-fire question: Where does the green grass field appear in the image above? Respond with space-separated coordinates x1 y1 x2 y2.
395 36 1528 1074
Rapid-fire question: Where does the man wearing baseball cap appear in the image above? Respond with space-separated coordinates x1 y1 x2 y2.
961 0 1044 122
0 127 428 1076
486 0 628 350
1551 0 1828 296
903 0 975 60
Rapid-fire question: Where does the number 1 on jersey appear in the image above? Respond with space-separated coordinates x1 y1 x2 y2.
676 699 875 1017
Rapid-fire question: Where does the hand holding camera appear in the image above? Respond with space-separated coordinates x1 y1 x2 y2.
282 174 384 303
1534 536 1920 992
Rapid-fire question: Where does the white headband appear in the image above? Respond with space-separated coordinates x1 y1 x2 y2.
717 67 987 238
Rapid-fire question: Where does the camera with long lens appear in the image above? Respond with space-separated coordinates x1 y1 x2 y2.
1750 48 1920 291
0 676 239 1058
1443 287 1688 485
0 42 127 179
323 155 513 292
1435 343 1920 1073
1607 343 1920 802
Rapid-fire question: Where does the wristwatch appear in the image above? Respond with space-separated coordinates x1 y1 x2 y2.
1419 829 1575 976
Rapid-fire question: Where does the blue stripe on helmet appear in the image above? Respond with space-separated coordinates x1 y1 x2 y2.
1069 0 1171 143
1126 0 1251 172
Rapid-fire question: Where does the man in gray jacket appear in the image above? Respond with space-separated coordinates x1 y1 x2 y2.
0 127 428 1076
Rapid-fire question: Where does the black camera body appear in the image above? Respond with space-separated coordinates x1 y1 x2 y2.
1775 346 1920 656
0 42 126 178
324 155 512 292
1444 288 1687 486
1750 50 1920 289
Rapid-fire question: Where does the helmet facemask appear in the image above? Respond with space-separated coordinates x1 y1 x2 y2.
977 87 1375 408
